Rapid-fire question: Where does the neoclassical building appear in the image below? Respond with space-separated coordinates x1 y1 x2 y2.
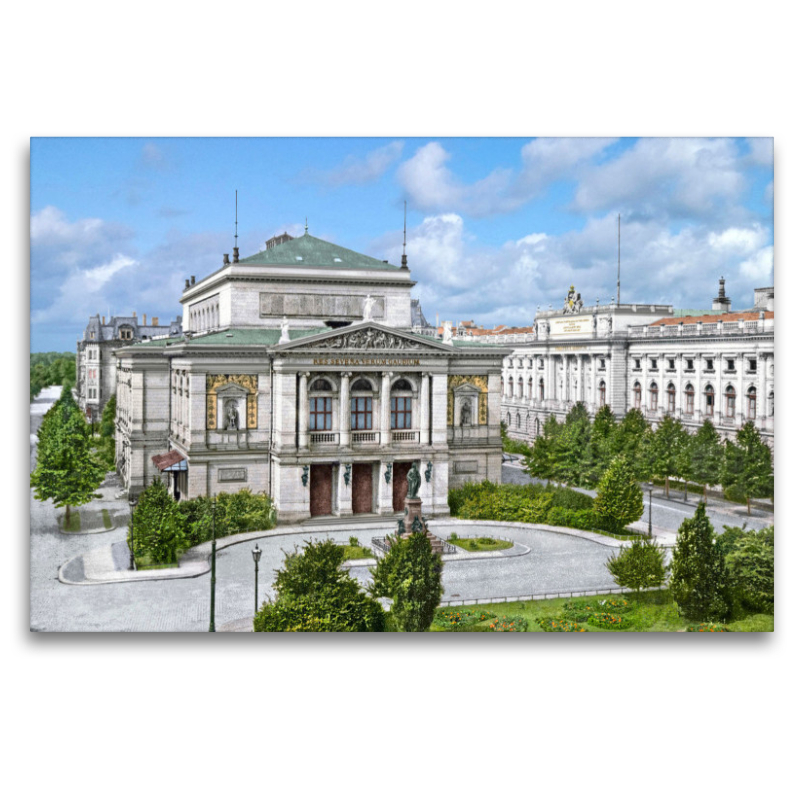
115 231 508 521
468 280 774 449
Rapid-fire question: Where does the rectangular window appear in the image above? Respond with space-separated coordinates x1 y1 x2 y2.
748 359 756 371
706 359 714 370
350 397 373 430
687 359 694 370
650 359 657 369
390 396 412 429
634 359 641 369
668 359 675 370
727 359 735 371
686 392 694 415
309 397 332 431
748 395 756 419
726 395 735 417
668 392 675 413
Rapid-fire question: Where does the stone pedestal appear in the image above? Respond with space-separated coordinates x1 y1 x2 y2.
400 496 444 555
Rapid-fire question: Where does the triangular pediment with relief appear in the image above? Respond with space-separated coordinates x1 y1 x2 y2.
276 323 451 353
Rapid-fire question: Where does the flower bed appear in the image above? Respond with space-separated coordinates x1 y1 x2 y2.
488 615 528 632
538 618 588 632
686 623 730 632
587 612 633 630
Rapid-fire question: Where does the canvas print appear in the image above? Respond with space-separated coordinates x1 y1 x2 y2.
29 137 774 632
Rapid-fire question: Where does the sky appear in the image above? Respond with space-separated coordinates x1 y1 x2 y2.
30 136 774 351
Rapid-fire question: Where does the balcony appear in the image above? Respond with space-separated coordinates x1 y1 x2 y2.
352 431 380 445
391 430 420 444
309 432 340 446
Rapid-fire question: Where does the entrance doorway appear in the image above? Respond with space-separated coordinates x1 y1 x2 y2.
310 464 333 516
392 461 413 512
352 463 374 514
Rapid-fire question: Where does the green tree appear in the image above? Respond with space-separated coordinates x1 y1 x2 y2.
254 539 384 632
371 531 444 631
720 422 774 514
525 415 561 484
30 395 105 526
669 502 731 622
99 394 116 438
130 478 186 564
605 537 667 598
686 420 723 502
724 526 774 615
592 455 644 534
647 415 690 499
551 402 592 486
612 409 652 480
584 405 618 486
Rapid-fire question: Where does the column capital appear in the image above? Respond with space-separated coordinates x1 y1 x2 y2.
382 370 394 380
341 371 352 379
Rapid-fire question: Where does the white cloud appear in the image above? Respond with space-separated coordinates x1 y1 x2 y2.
739 245 774 283
309 141 404 186
397 139 616 217
708 225 769 253
746 137 773 166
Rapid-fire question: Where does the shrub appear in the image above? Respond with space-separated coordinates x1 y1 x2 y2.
546 507 597 530
433 609 495 630
593 456 644 535
605 537 667 596
724 526 774 614
670 503 731 622
587 612 633 630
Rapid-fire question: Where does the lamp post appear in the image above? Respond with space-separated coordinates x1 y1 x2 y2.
648 483 653 538
128 495 138 570
209 499 217 633
252 543 262 615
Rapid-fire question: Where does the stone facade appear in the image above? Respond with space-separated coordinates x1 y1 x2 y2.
471 283 774 449
114 231 508 521
76 312 182 419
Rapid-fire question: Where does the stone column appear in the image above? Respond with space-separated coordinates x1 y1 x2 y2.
339 371 351 448
431 373 448 445
380 371 393 446
758 352 768 423
577 355 584 405
737 352 745 427
590 354 597 411
377 461 394 514
715 353 724 426
419 373 430 446
675 353 683 418
298 371 309 450
334 463 352 516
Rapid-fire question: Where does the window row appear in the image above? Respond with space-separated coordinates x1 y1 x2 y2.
632 357 760 372
309 396 413 431
631 382 771 418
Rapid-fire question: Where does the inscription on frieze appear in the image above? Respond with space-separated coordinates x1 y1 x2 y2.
219 468 247 483
260 293 385 319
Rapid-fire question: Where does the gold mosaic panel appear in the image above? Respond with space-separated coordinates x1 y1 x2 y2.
206 374 258 430
447 375 489 426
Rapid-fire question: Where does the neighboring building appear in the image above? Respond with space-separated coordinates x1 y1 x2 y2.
472 280 774 449
410 298 436 337
115 230 508 522
76 312 182 419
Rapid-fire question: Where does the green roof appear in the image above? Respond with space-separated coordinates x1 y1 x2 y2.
672 308 723 317
238 233 401 271
187 327 330 346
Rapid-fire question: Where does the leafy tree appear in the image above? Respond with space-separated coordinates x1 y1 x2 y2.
605 537 667 597
130 478 186 564
592 456 644 535
99 394 116 438
720 422 774 514
30 395 105 526
686 420 723 502
647 415 690 498
30 352 76 400
612 409 652 480
254 538 384 632
525 415 560 484
371 530 444 631
724 526 774 615
584 405 618 486
669 502 731 622
551 402 592 486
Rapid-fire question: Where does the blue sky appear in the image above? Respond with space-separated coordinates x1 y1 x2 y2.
30 137 773 351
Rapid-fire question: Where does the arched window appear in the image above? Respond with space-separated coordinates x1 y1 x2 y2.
704 384 715 417
350 378 374 430
768 390 774 417
391 379 412 429
649 382 658 412
506 412 511 427
309 377 333 431
516 413 521 429
667 383 676 414
538 377 545 401
517 377 523 398
685 383 695 415
535 418 541 437
528 377 533 399
598 379 606 406
747 387 756 419
633 381 641 410
725 385 736 418
500 378 505 397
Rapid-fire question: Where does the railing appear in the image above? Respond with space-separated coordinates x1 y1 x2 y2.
627 320 772 338
309 432 339 445
371 536 457 555
392 430 420 443
352 431 379 444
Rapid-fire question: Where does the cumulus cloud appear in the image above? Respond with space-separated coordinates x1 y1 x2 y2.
398 139 616 217
573 138 747 221
306 141 404 187
746 137 773 167
371 212 773 328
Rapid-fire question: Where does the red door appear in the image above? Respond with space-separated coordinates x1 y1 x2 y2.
392 461 412 512
352 463 373 514
310 464 333 516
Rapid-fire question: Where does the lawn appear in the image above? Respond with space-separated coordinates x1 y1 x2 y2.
430 591 773 632
342 544 375 560
60 511 81 533
134 551 180 571
449 535 514 552
102 509 113 529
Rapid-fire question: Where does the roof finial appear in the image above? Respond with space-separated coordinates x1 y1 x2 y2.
401 200 409 270
305 217 308 235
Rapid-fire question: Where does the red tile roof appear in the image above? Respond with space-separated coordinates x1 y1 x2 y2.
152 449 185 471
650 311 774 326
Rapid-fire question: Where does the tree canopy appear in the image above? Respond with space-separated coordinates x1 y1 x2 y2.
720 422 773 514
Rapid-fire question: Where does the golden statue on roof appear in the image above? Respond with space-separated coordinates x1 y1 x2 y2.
563 285 583 314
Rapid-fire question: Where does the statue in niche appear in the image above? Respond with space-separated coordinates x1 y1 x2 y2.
279 316 290 344
225 400 239 431
363 294 375 321
406 462 421 500
460 398 472 427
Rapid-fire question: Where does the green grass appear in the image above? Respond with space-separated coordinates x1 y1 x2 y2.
134 551 180 571
430 591 773 632
449 536 514 552
342 544 374 560
60 511 81 533
102 509 112 529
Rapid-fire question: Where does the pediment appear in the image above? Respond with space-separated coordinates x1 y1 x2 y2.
276 323 451 353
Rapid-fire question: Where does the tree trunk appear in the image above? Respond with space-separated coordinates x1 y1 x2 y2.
65 505 71 526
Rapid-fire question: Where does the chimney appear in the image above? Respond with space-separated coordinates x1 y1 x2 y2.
712 275 731 312
102 316 105 325
133 311 137 319
223 253 230 265
191 276 196 285
143 314 147 325
185 279 190 290
152 316 159 326
232 247 239 263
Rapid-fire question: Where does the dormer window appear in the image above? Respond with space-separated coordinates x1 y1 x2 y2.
120 327 134 341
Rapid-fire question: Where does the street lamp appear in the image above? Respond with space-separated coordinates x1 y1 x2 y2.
648 483 653 538
128 495 138 570
252 543 262 614
209 499 217 633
